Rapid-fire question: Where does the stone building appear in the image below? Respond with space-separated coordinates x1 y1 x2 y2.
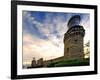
37 58 43 67
31 58 37 67
64 15 85 60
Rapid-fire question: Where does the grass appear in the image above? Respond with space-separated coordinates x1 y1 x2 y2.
47 58 89 67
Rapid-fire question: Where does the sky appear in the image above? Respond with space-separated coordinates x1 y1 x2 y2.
22 11 90 65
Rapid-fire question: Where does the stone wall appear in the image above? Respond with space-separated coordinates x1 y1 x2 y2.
37 58 43 67
43 56 64 67
64 35 84 60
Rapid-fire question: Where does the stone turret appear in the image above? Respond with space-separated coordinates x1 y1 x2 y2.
31 58 37 67
64 15 85 60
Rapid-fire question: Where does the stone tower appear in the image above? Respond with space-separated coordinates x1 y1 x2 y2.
64 15 85 60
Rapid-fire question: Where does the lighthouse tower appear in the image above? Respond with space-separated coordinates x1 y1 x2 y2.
64 15 85 60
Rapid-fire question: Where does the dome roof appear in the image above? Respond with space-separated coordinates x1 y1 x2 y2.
67 15 81 29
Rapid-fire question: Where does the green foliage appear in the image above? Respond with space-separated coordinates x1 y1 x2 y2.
47 58 89 67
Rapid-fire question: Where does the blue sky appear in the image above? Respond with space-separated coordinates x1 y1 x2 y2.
22 11 90 65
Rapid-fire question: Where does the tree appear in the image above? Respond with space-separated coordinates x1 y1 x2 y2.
84 41 90 58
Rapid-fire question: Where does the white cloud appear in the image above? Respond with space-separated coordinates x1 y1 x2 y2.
23 33 64 65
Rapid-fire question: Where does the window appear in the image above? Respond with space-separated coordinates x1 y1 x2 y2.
74 39 78 42
67 48 69 53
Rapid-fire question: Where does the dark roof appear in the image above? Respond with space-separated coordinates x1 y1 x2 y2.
67 15 81 27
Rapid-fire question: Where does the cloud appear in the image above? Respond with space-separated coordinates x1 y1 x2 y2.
23 33 64 65
22 11 68 47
